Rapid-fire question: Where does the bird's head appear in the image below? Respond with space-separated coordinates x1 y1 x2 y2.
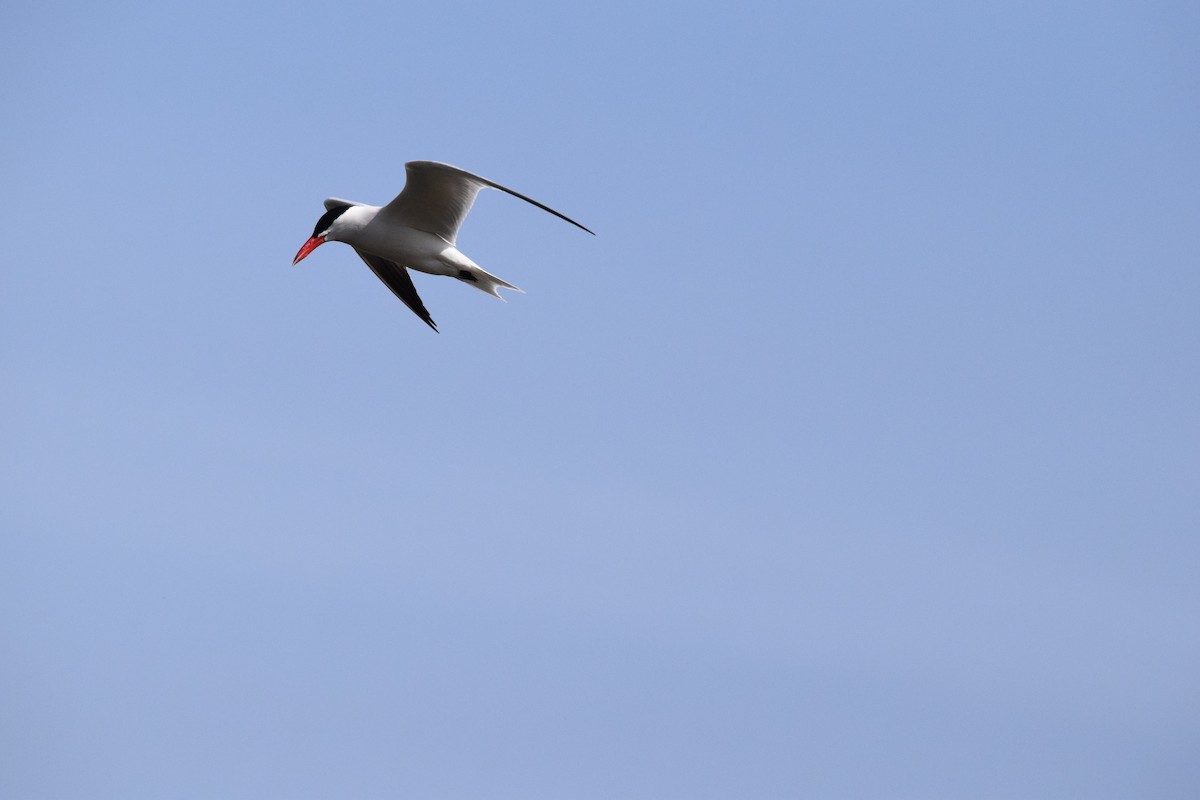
292 203 354 265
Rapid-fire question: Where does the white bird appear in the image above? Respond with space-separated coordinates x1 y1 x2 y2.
292 160 594 331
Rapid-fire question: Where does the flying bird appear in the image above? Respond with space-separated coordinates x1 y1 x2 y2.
293 161 594 331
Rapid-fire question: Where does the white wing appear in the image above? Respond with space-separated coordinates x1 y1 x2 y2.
378 161 593 244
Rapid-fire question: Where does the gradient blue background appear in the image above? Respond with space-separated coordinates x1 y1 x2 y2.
3 1 1198 797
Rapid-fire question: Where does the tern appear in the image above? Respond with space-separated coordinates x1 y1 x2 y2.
293 160 594 332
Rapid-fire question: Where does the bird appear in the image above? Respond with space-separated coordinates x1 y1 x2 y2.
292 160 594 332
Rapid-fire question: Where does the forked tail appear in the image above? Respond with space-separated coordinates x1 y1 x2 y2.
455 266 523 300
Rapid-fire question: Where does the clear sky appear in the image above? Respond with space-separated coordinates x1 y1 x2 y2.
2 1 1198 798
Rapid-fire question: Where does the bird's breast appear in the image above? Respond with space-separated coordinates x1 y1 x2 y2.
350 223 459 276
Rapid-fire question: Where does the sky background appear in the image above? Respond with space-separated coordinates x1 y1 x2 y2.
2 1 1198 798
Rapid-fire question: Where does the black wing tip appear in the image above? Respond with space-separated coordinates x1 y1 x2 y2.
355 249 441 334
550 211 595 236
482 180 594 236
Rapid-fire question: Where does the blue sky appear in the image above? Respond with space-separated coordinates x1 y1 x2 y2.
2 1 1198 797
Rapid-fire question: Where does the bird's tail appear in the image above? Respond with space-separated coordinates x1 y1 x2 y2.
456 265 523 300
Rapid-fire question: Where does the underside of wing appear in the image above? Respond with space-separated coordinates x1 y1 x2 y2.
380 161 594 244
378 162 484 244
354 250 438 332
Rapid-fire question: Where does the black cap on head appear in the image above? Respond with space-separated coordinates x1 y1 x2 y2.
313 203 352 237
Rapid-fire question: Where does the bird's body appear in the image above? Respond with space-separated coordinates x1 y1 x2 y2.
293 161 593 331
322 202 507 288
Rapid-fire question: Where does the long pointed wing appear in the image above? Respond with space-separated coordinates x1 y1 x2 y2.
354 250 438 332
379 161 594 244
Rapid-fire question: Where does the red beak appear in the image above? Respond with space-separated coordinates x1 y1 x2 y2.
292 235 326 265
